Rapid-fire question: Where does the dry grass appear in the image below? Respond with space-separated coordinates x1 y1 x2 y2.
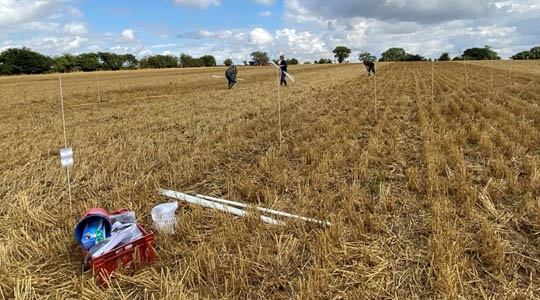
0 62 539 299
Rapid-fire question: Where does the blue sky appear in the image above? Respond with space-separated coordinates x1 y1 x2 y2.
1 0 539 62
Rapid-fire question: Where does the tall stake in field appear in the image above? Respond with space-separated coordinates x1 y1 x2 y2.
464 56 468 90
58 74 73 211
374 71 378 120
432 60 434 102
96 69 102 102
276 69 283 145
508 59 512 82
488 55 494 104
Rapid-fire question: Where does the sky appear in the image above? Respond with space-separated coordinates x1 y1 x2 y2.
0 0 539 63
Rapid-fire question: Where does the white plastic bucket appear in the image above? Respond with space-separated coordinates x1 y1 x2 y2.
151 201 178 234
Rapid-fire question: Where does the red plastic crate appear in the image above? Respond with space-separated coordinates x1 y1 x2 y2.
82 209 155 285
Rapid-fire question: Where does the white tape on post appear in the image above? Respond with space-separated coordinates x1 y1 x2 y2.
60 147 73 168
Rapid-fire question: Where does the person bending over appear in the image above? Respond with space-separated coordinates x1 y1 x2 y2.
363 60 376 76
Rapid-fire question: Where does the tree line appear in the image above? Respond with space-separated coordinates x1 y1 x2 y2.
1 45 539 76
333 45 540 63
0 48 221 75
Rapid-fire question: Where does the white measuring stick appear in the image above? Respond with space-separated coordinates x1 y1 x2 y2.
269 61 295 82
197 194 331 226
160 189 285 226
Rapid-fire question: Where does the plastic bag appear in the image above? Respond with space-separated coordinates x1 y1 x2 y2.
151 202 178 234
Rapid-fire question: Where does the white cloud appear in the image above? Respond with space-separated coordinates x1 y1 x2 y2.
258 10 272 17
250 27 273 45
138 49 152 57
254 0 274 5
64 22 88 35
65 36 86 50
275 28 327 55
68 7 84 18
172 0 220 9
122 29 135 41
0 0 65 26
151 43 178 49
162 50 172 55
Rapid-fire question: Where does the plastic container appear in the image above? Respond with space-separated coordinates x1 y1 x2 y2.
151 202 178 234
74 208 112 250
82 209 154 285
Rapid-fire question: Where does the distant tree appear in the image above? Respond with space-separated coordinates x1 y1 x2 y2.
272 59 279 65
0 47 52 75
452 56 463 61
242 60 247 66
199 55 217 67
53 54 77 73
403 54 427 61
439 52 450 61
530 46 540 59
286 58 299 65
224 58 233 66
122 54 138 69
304 61 311 64
318 58 332 64
76 53 99 71
463 46 500 60
141 55 178 68
250 51 269 65
179 53 202 68
98 52 125 70
314 60 318 64
332 46 351 63
379 47 407 61
358 51 376 62
512 51 533 60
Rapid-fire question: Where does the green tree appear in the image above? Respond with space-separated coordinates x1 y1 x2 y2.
97 52 125 70
0 47 52 75
76 53 99 71
463 46 500 60
224 58 233 66
250 51 269 65
199 55 216 67
304 61 311 64
318 58 332 64
332 46 351 63
512 51 533 60
53 55 71 73
179 54 201 67
242 60 247 66
358 51 376 62
403 54 426 61
379 47 407 61
122 54 138 69
286 58 299 65
141 55 178 68
439 52 450 61
528 46 540 59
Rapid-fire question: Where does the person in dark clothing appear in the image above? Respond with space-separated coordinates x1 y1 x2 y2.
279 55 287 86
363 60 376 76
225 64 237 89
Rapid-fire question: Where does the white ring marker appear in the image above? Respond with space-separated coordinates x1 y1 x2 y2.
60 147 73 168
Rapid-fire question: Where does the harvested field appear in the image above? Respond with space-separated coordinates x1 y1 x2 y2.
0 62 539 299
